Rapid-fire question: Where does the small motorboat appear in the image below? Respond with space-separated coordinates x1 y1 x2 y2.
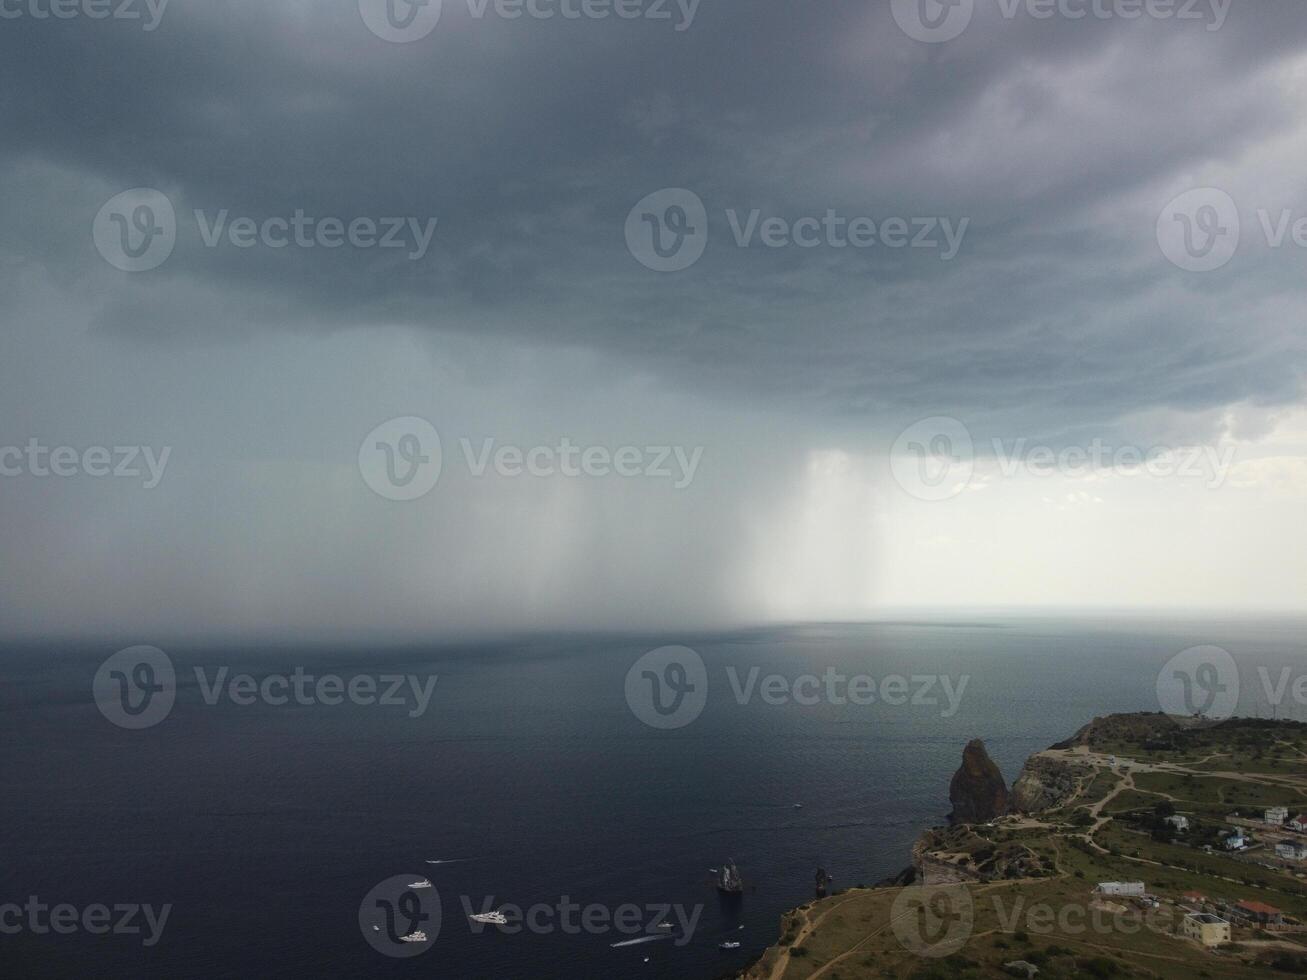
408 878 433 889
720 940 741 950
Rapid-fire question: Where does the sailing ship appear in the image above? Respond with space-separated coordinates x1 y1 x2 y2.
716 859 743 895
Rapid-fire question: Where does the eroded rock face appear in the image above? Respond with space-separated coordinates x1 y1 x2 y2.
948 738 1009 824
1011 754 1087 814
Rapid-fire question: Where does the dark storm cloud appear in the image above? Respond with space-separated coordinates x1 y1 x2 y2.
3 1 1307 637
2 0 1306 443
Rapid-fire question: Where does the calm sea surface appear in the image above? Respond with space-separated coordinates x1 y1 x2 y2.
3 616 1305 978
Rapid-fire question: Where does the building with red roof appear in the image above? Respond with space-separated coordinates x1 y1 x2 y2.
1234 900 1283 925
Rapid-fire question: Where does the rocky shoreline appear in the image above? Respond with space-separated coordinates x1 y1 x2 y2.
742 712 1307 978
737 729 1083 976
872 732 1090 888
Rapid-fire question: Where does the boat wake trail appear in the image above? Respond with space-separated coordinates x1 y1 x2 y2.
610 935 674 948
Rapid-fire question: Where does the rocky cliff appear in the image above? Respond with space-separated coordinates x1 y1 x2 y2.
1010 753 1089 813
947 738 1009 824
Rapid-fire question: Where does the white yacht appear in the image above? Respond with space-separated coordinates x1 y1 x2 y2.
400 931 428 943
469 909 509 925
408 878 433 889
720 940 741 950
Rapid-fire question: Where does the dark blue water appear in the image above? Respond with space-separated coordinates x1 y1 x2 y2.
3 617 1305 978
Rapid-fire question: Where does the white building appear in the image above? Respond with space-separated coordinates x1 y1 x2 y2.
1225 832 1248 851
1095 881 1146 897
1289 814 1307 833
1165 815 1189 832
1181 912 1231 947
1276 841 1307 861
1266 806 1290 825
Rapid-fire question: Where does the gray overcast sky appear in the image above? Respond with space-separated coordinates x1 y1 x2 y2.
1 0 1305 639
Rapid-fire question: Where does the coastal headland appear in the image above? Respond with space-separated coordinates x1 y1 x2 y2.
742 713 1307 979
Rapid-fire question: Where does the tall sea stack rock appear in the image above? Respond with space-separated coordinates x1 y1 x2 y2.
948 739 1009 824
